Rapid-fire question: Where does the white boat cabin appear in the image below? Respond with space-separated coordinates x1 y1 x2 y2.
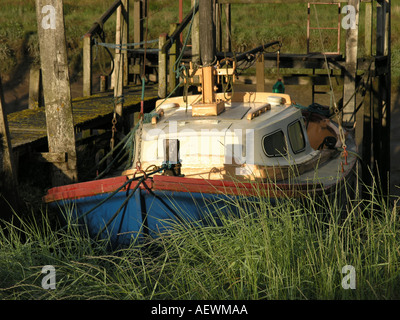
127 91 342 182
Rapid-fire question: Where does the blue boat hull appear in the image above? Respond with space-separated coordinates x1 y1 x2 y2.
56 188 245 245
45 171 352 246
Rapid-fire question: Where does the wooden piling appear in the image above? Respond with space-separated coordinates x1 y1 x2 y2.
191 0 200 65
100 75 107 92
83 35 92 97
256 54 265 92
35 0 78 187
383 0 391 192
134 0 144 49
374 0 390 191
215 2 222 52
158 33 168 98
364 0 372 57
114 3 124 119
133 0 146 84
122 0 129 87
360 0 372 186
224 4 231 52
342 0 360 127
168 23 179 94
29 67 42 109
361 73 372 188
0 76 19 215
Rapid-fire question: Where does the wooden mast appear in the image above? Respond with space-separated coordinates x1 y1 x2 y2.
199 0 215 66
192 0 225 116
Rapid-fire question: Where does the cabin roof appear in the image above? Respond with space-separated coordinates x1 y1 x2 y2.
158 101 298 127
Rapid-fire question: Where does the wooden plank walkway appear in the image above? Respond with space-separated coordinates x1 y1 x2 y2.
7 84 159 154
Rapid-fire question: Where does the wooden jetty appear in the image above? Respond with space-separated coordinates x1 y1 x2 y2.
7 86 158 156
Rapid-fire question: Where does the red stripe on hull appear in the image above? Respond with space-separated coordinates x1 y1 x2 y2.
146 175 322 197
44 174 323 203
43 176 129 203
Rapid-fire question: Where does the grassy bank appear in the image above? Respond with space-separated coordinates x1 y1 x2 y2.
1 178 400 300
0 1 399 85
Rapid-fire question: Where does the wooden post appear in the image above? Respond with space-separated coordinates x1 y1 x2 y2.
168 23 179 94
100 75 107 92
355 2 371 163
29 67 42 109
122 0 129 87
199 0 215 65
215 2 222 52
114 3 124 119
342 0 360 127
364 0 372 57
256 54 265 92
362 74 372 188
372 0 384 185
382 0 391 192
83 34 92 96
0 75 19 215
142 0 148 38
158 33 167 98
191 0 200 65
192 0 226 117
372 75 382 181
374 0 390 191
224 4 231 52
377 0 389 56
35 0 78 186
133 0 145 84
134 0 143 48
376 0 386 56
370 0 385 183
179 0 183 43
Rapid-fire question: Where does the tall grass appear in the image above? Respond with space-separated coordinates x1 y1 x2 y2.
1 176 400 300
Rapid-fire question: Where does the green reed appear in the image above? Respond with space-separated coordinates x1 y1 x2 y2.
1 172 400 300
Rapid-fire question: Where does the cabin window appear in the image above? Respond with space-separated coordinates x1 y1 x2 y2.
262 130 287 157
288 120 306 154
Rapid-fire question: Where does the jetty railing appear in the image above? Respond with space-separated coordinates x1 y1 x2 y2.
82 0 199 101
82 0 125 98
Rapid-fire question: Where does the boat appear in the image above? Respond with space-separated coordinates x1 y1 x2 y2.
44 0 358 246
43 38 357 246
